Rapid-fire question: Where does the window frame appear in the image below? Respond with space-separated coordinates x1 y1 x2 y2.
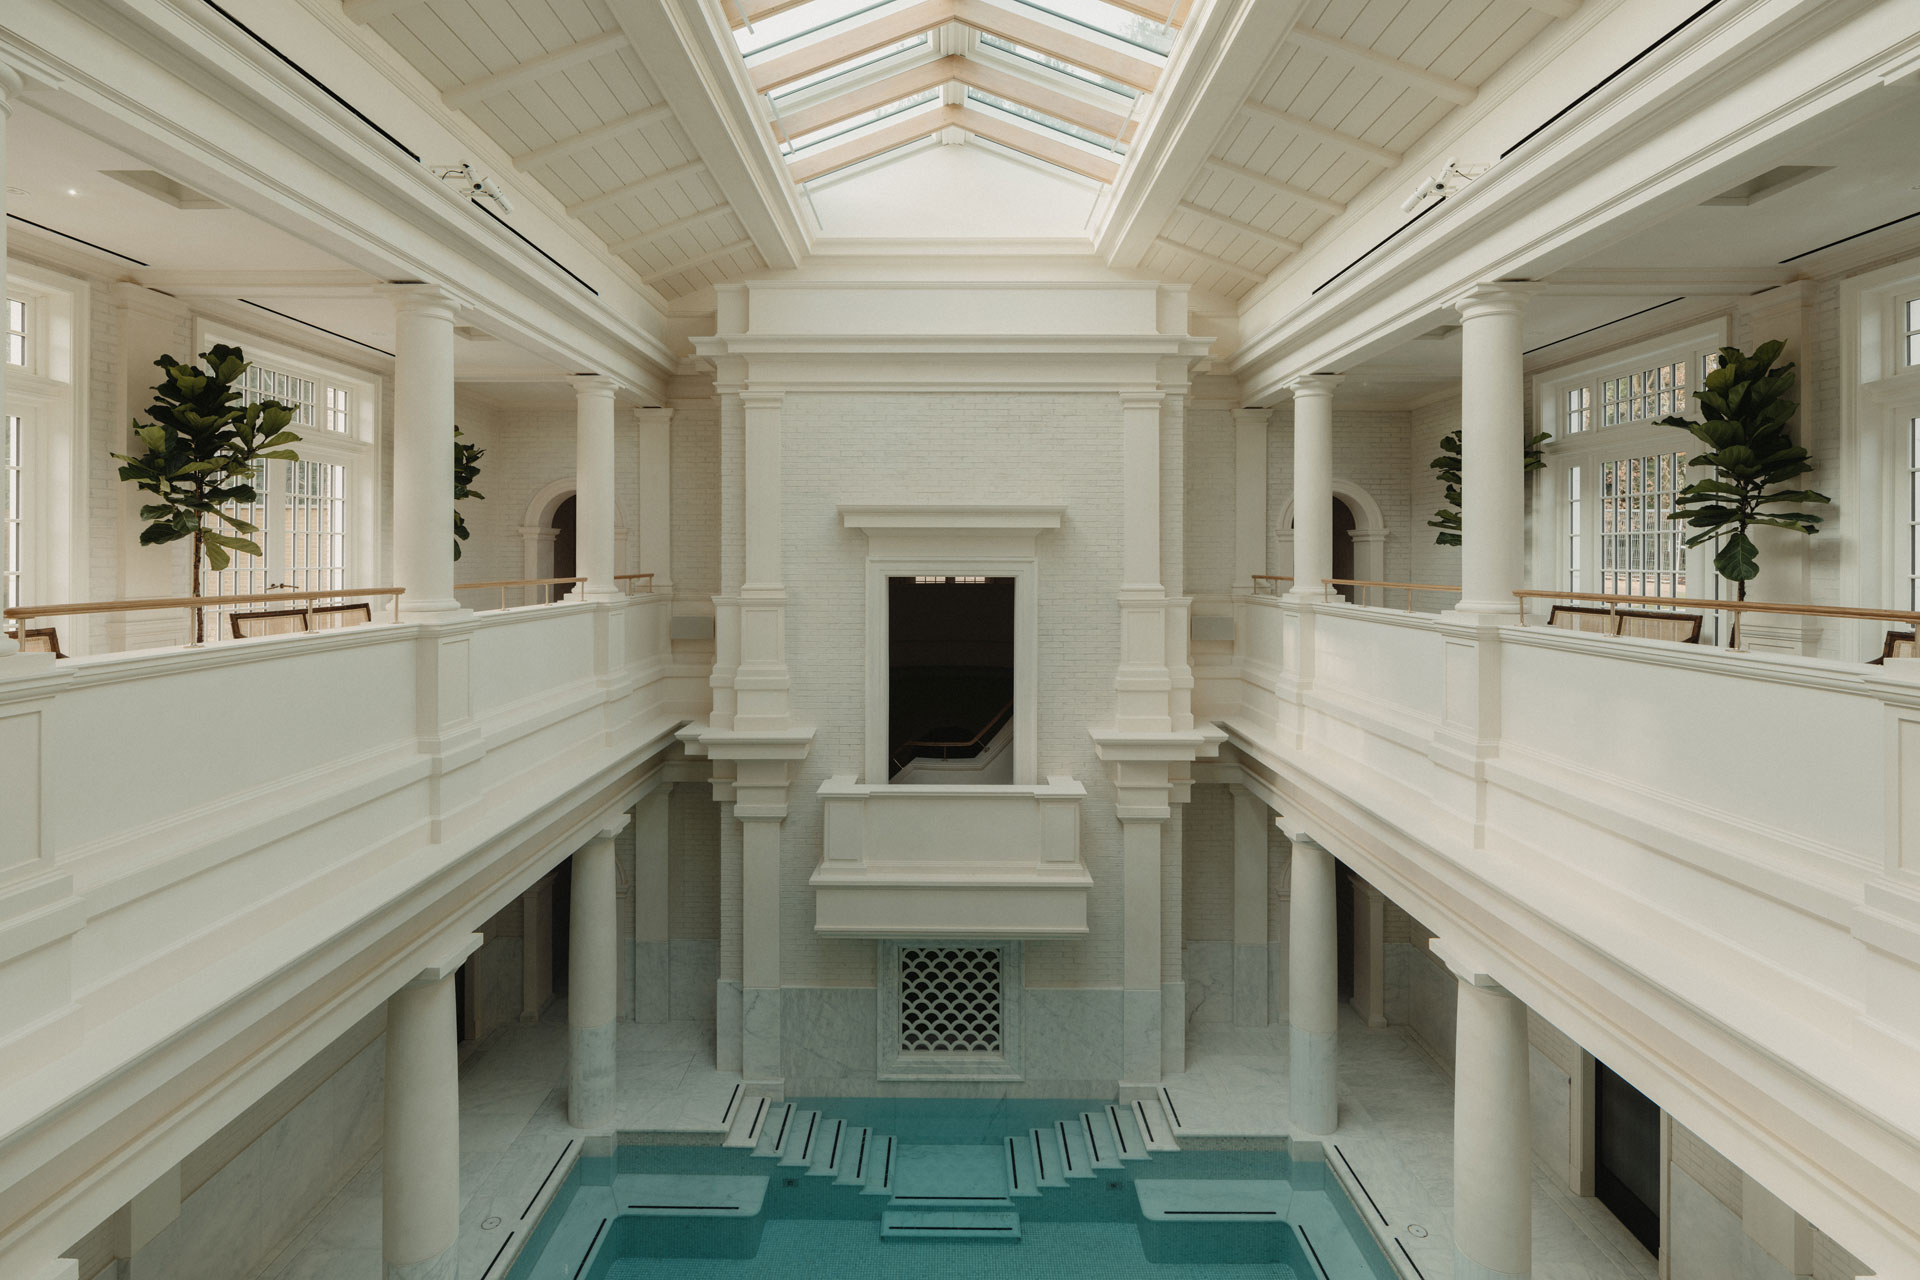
4 265 89 634
1840 256 1920 626
1533 322 1729 617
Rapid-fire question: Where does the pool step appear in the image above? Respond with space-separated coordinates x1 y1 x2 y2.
1131 1097 1180 1152
835 1127 875 1186
1029 1127 1069 1187
1106 1103 1151 1161
808 1118 849 1178
880 1209 1021 1241
778 1110 822 1167
1002 1135 1041 1199
861 1134 898 1196
1078 1110 1126 1170
724 1093 770 1149
752 1103 794 1159
1055 1118 1094 1179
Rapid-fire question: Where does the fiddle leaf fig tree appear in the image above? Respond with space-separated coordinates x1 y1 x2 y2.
453 427 485 560
1427 428 1550 546
111 345 302 642
1654 340 1829 604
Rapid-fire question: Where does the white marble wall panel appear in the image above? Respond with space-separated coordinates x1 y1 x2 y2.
1265 938 1291 1025
783 986 879 1092
474 937 523 1038
1184 940 1233 1025
1383 941 1413 1025
1022 987 1122 1084
1669 1165 1794 1280
634 939 670 1023
130 1038 384 1280
668 939 717 1023
1530 1045 1572 1183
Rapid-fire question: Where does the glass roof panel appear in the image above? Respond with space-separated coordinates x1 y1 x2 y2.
964 88 1125 152
767 35 932 99
1011 0 1174 56
736 0 897 58
977 33 1142 98
783 91 943 151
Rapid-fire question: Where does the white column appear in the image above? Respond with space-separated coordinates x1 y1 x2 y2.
569 818 624 1128
636 406 674 597
1284 375 1340 602
1230 785 1269 1027
383 935 479 1280
739 814 782 1081
1287 829 1338 1134
0 66 24 660
1232 407 1270 595
390 286 463 618
633 789 671 1024
1453 285 1537 618
1451 968 1533 1280
574 375 620 601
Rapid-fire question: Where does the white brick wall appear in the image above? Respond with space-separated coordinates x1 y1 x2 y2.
1182 784 1232 943
668 376 720 598
1408 394 1464 609
1184 378 1237 596
669 782 720 941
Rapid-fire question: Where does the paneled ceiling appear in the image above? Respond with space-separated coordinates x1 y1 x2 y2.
347 0 1580 302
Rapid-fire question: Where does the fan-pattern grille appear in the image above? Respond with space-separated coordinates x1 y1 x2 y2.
898 947 1002 1054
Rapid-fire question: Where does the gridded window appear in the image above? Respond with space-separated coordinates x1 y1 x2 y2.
1599 361 1687 426
4 299 24 367
898 947 1003 1054
1599 451 1690 598
1905 299 1920 369
1909 417 1920 611
3 415 19 610
1566 464 1582 592
325 385 352 434
1565 386 1591 433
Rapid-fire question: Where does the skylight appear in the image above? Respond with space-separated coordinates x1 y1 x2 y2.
1012 0 1175 56
782 91 943 151
965 89 1124 152
976 33 1142 97
767 36 932 100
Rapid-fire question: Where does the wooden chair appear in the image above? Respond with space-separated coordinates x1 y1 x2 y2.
1869 630 1918 664
1613 608 1703 644
1546 604 1615 635
9 626 64 657
309 602 373 630
229 608 310 639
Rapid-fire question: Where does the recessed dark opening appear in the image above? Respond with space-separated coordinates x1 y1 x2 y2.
888 576 1014 782
551 495 578 582
1331 498 1357 601
1595 1059 1661 1255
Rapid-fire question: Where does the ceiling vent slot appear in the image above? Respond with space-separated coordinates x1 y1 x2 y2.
99 170 225 210
1700 165 1831 207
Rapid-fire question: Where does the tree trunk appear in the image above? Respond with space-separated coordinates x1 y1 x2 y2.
191 524 205 646
1730 575 1746 650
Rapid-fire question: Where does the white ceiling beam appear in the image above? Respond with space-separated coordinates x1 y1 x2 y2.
1097 0 1310 269
566 161 709 218
512 103 677 169
638 239 759 281
1200 158 1343 216
1153 235 1267 280
1173 201 1301 253
788 106 958 183
342 0 423 24
444 32 631 111
958 106 1120 183
608 205 736 254
1240 100 1400 167
1286 27 1474 106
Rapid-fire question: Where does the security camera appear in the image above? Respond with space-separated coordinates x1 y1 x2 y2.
475 174 514 215
431 163 513 215
1398 157 1489 214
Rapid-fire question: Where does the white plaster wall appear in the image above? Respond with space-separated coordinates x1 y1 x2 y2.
1407 394 1463 610
1184 380 1237 597
668 377 720 600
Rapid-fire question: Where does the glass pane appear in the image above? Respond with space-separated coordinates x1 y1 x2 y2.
965 89 1124 150
769 36 931 98
785 91 941 150
1013 0 1176 54
737 0 894 56
979 33 1142 96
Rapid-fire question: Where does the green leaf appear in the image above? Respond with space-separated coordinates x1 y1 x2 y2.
1714 531 1760 582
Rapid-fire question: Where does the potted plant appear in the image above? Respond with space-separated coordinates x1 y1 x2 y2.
1655 340 1829 647
112 345 302 643
453 427 485 560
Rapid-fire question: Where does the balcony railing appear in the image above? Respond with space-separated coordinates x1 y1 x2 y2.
1515 587 1920 655
4 586 405 655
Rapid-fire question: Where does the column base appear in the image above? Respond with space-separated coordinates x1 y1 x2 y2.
1288 1024 1337 1135
568 1021 616 1129
743 986 782 1083
385 1245 459 1280
1161 982 1186 1075
1452 1247 1529 1280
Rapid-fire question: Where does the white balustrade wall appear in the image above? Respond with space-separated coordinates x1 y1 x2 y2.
1210 595 1920 1274
0 591 687 1272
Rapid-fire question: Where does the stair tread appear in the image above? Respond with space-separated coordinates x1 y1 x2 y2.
1107 1103 1150 1161
834 1127 873 1185
881 1209 1021 1240
1132 1098 1180 1152
808 1118 847 1177
1079 1111 1125 1169
777 1110 821 1166
1030 1127 1069 1187
752 1103 793 1158
1055 1119 1095 1179
861 1135 897 1195
1003 1135 1041 1198
724 1094 769 1149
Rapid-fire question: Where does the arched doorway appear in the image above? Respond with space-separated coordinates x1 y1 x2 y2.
551 495 577 583
518 479 631 603
1331 497 1358 601
1278 481 1389 602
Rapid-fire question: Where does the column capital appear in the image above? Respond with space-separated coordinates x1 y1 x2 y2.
1430 935 1514 995
1232 406 1273 429
573 372 618 403
1120 390 1167 411
739 389 784 412
1283 373 1343 399
407 932 484 986
1451 281 1544 321
591 812 631 840
634 404 674 427
0 60 25 106
384 281 464 318
1275 815 1320 846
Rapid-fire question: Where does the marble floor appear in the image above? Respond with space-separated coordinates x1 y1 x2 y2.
252 1007 1657 1280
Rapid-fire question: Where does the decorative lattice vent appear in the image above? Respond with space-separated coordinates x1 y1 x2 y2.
898 947 1003 1054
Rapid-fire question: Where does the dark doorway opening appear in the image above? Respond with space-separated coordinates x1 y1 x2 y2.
888 576 1014 782
1331 498 1357 601
1595 1060 1661 1255
551 856 573 998
453 963 470 1045
552 495 578 583
1334 863 1355 1001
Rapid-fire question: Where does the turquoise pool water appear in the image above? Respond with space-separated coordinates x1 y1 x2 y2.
501 1098 1397 1279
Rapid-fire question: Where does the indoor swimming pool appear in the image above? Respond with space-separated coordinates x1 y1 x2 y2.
500 1098 1399 1279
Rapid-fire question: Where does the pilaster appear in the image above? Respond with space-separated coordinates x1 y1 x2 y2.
635 406 675 600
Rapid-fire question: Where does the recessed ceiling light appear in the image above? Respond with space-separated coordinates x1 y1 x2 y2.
66 188 80 197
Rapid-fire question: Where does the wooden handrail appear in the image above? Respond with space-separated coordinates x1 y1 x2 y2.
615 572 656 594
893 701 1014 772
1250 575 1292 597
1513 588 1920 626
1322 578 1460 612
454 575 586 611
4 587 405 648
